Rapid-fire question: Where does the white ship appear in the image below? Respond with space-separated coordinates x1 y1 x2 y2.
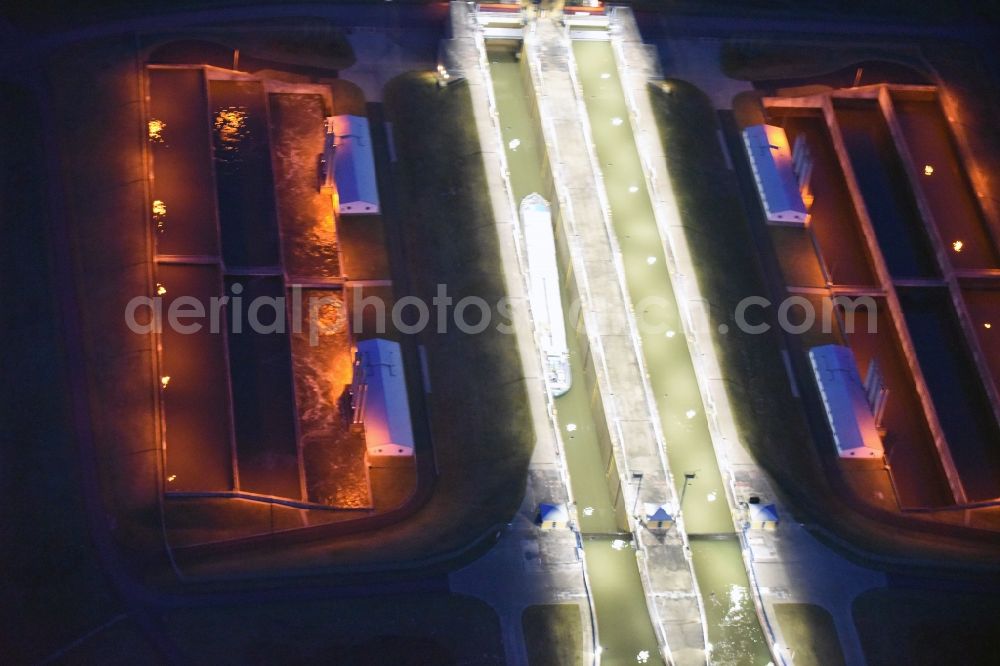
521 193 571 397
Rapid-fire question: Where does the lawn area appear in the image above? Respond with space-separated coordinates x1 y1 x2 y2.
774 603 845 666
380 71 535 552
522 604 583 666
162 593 504 665
853 587 1000 666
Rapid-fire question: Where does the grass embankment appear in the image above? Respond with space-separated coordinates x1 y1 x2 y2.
646 79 1000 566
774 603 846 666
329 78 369 116
0 83 154 663
853 588 1000 666
522 604 583 666
382 71 535 549
8 0 998 32
163 593 504 665
649 79 830 519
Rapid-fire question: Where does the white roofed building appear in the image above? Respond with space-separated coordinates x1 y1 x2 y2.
809 344 884 459
352 338 414 457
743 124 809 225
325 114 380 215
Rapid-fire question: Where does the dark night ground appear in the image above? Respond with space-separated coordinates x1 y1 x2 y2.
0 83 148 662
853 587 1000 666
0 82 496 662
0 75 491 664
3 0 1000 31
0 30 513 662
6 4 1000 663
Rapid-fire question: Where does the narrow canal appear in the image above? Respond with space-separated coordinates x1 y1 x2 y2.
571 39 772 664
487 42 663 665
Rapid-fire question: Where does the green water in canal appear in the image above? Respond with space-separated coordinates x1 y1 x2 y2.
691 539 772 664
488 43 663 666
571 39 772 665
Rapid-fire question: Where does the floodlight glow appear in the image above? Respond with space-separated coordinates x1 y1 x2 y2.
147 118 165 142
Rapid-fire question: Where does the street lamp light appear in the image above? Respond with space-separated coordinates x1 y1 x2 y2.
631 471 644 516
147 119 165 143
152 199 167 234
679 472 696 509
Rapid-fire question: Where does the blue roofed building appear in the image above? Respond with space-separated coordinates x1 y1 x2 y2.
809 344 885 459
742 124 809 226
351 338 414 457
324 114 380 215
